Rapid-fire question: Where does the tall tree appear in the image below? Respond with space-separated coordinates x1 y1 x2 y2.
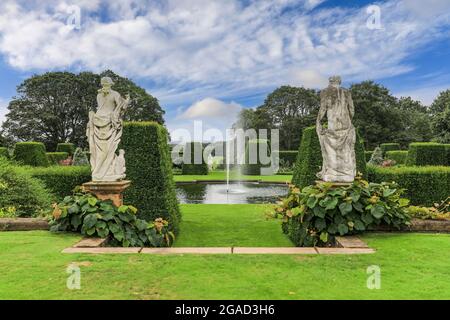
350 81 404 150
256 86 319 150
2 70 165 150
431 90 450 143
395 97 433 145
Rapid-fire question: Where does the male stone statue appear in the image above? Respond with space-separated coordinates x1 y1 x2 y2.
87 77 130 181
316 76 356 183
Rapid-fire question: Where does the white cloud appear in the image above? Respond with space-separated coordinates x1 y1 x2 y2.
0 98 9 126
180 98 242 119
0 0 449 105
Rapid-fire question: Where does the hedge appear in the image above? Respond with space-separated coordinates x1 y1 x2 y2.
385 151 408 165
368 165 450 206
182 142 208 175
444 144 450 166
292 126 367 187
120 122 181 234
46 152 69 165
13 142 49 167
380 143 400 156
365 151 373 163
56 143 75 156
0 158 53 217
28 166 91 200
277 150 298 166
406 142 446 166
0 147 9 159
242 139 272 175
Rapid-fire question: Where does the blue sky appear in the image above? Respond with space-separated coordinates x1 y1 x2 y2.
0 0 450 141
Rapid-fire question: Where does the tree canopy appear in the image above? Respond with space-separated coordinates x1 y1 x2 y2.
1 70 165 150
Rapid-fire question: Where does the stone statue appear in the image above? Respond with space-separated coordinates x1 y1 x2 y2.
316 76 356 183
87 77 130 181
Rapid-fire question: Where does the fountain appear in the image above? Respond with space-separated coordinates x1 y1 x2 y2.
225 129 246 195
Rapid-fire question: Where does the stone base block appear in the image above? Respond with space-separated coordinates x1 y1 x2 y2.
82 180 131 207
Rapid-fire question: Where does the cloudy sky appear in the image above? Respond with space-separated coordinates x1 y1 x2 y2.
0 0 450 141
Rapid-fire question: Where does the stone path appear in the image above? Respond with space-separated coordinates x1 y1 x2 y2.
63 236 375 255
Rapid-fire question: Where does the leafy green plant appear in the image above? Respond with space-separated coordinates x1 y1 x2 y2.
46 152 69 165
49 189 174 247
406 206 450 221
13 142 49 167
56 143 75 156
275 175 411 247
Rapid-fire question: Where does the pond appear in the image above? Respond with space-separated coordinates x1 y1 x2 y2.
175 182 289 204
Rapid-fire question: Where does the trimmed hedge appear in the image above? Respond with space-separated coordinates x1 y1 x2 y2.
406 142 446 166
120 122 181 234
182 142 208 175
380 143 400 156
292 126 367 187
368 165 450 206
365 151 373 163
0 147 9 159
242 139 272 175
46 152 69 165
277 150 298 165
444 144 450 166
56 143 75 156
385 151 408 165
13 142 49 167
0 158 53 217
28 166 91 200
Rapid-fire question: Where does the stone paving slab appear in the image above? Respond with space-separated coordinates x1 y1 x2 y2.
316 248 375 254
73 237 108 248
335 236 369 248
62 247 141 254
141 247 231 254
233 247 317 254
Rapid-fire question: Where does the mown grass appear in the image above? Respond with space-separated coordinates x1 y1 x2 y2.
0 204 449 299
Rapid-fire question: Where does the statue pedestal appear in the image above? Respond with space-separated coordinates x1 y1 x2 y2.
315 180 352 188
82 180 131 207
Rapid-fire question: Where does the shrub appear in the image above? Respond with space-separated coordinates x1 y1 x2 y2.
365 151 373 163
56 143 75 156
28 166 91 200
73 147 90 166
0 147 9 159
367 165 450 206
406 206 450 220
46 152 69 165
292 126 366 187
444 144 450 166
385 151 408 165
277 151 298 166
181 142 208 175
0 157 53 217
368 147 383 166
120 122 180 234
276 176 410 247
13 142 49 167
380 143 400 156
242 139 272 175
50 190 174 247
406 142 446 166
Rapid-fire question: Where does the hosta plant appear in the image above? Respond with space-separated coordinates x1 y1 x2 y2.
275 175 411 247
49 188 174 247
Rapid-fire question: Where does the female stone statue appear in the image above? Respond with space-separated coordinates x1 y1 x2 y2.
86 77 130 181
316 76 356 183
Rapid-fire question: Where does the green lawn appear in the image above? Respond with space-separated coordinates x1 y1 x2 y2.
0 204 449 299
175 204 293 247
174 170 292 183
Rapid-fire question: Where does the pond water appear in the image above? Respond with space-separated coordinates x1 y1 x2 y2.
176 182 288 204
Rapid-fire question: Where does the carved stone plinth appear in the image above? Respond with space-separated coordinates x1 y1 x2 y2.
315 180 352 188
82 180 131 207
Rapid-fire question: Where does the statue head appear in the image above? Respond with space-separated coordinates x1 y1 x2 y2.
100 77 114 88
329 76 342 88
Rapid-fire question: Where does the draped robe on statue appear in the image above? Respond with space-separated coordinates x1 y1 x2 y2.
316 86 356 183
87 89 127 181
